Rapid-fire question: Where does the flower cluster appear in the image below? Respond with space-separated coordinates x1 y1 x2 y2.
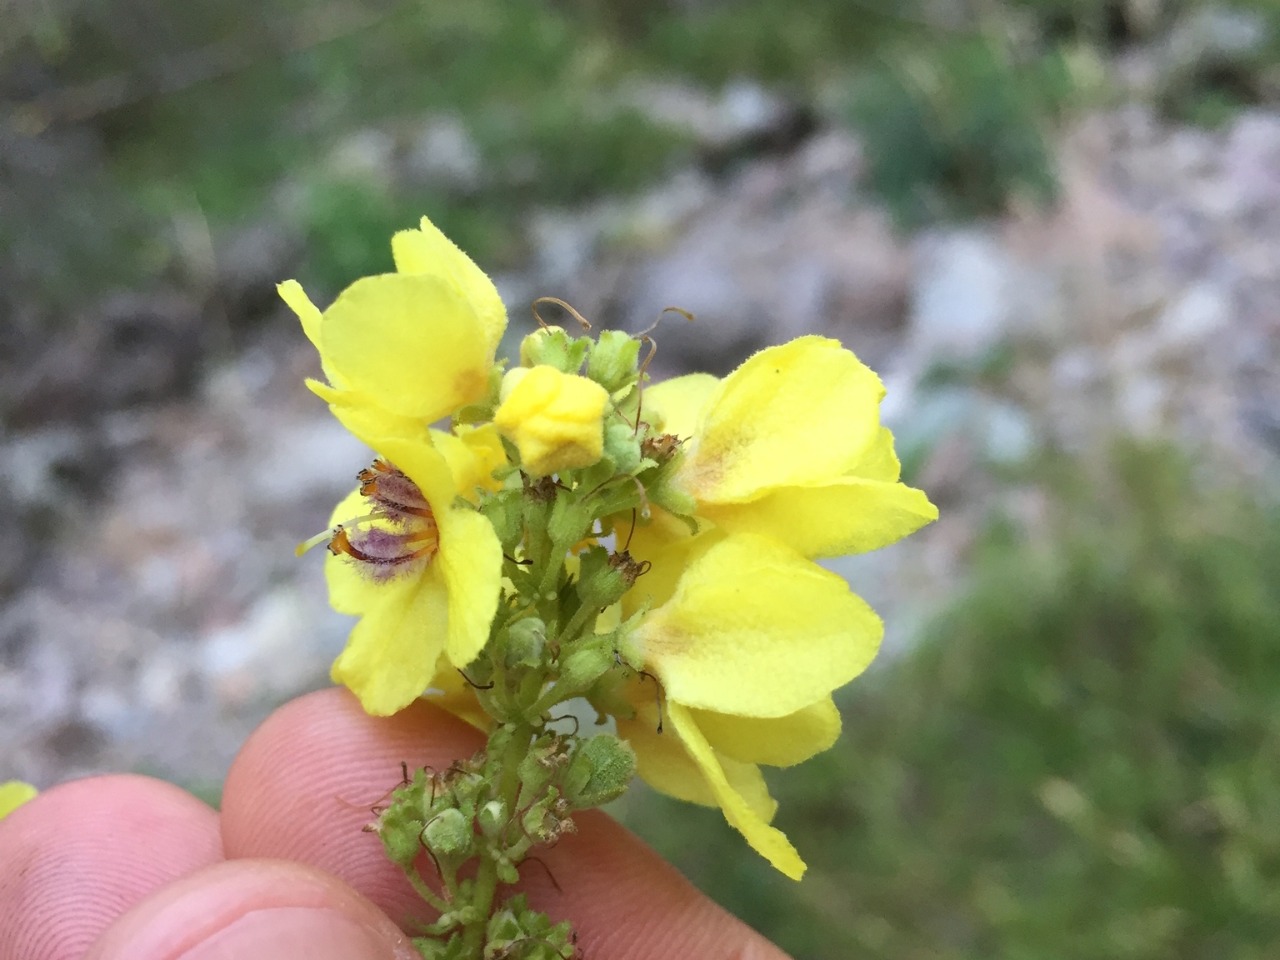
282 217 935 953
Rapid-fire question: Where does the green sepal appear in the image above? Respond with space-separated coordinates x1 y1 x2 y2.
480 488 524 552
547 493 594 550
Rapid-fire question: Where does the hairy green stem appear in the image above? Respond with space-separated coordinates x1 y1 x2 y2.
461 719 535 957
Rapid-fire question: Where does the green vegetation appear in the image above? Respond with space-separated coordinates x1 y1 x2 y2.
622 442 1280 959
7 0 1279 309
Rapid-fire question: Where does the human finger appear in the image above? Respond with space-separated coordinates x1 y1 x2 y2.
84 858 416 960
221 688 789 959
0 775 222 960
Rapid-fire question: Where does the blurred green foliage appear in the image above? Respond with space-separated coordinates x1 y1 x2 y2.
846 37 1074 227
622 442 1280 959
5 0 1279 312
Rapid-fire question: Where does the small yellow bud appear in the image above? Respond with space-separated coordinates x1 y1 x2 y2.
494 366 609 476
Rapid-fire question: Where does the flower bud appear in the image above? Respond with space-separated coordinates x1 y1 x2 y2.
564 734 637 809
477 799 508 840
422 807 473 859
494 366 609 476
602 419 643 474
519 326 589 373
586 329 641 392
556 642 614 696
496 856 521 886
576 546 642 611
375 807 426 867
504 617 546 670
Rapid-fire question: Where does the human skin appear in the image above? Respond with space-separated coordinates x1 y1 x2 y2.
0 688 790 960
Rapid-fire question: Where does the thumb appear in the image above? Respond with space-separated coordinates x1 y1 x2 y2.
86 859 417 960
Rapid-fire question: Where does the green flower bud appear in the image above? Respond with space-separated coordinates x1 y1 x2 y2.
556 642 614 697
602 419 643 474
647 473 698 520
422 807 473 859
586 329 641 392
495 856 521 886
576 545 644 612
519 326 589 373
376 807 425 867
504 617 546 670
564 734 637 809
477 799 508 840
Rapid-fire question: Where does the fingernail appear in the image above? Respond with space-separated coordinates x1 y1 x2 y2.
176 907 409 960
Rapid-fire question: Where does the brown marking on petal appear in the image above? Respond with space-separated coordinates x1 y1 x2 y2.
453 367 487 409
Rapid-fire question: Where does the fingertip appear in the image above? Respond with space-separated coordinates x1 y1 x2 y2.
84 859 417 960
0 775 222 960
221 688 485 923
221 688 790 957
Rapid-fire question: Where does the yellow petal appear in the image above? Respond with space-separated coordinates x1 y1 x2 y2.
320 274 495 424
644 373 719 441
307 379 430 451
330 567 449 716
431 424 506 499
392 216 508 352
635 533 882 718
372 435 461 519
373 436 503 669
668 703 805 880
493 367 609 476
701 477 938 558
619 527 719 618
437 507 503 667
324 485 379 617
848 425 903 482
278 280 324 356
617 702 776 821
0 781 37 819
693 698 841 767
678 336 885 503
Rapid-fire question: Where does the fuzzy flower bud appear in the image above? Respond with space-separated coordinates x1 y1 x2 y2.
585 329 641 392
494 366 609 476
504 617 546 670
564 735 636 809
477 800 508 840
519 326 589 372
422 807 473 859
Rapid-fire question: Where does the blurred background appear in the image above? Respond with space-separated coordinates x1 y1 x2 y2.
4 0 1280 955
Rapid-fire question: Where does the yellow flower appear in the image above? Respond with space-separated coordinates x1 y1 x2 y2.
322 431 503 716
0 780 37 819
281 218 511 717
613 532 881 878
493 366 609 476
278 216 507 445
645 335 937 558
